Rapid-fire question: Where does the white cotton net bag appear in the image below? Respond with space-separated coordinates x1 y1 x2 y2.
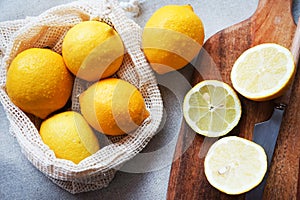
0 0 163 194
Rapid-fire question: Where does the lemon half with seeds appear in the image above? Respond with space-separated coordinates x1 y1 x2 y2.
204 136 267 195
231 43 295 101
183 80 241 137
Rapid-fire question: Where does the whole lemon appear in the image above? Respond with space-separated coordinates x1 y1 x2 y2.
40 111 100 164
62 21 124 81
6 48 73 119
79 78 149 136
142 5 205 74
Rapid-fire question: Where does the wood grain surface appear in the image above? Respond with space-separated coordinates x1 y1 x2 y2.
167 0 299 199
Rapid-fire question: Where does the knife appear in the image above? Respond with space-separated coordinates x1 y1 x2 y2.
245 17 300 200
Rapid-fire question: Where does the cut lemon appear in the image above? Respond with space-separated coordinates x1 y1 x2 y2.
231 43 295 101
204 136 267 195
183 80 241 137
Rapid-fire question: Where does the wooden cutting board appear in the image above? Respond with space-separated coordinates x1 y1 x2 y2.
167 0 299 199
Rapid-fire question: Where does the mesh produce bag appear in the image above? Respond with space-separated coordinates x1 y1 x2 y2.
0 0 163 194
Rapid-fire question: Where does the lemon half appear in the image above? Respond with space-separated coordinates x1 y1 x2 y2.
204 136 267 195
183 80 241 137
231 43 295 101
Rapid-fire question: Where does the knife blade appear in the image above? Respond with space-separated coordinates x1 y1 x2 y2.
245 17 300 200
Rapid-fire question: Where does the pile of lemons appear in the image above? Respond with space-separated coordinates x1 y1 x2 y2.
7 20 149 164
6 4 204 165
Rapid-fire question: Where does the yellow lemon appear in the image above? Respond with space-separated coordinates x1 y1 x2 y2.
79 78 149 136
40 111 100 164
6 48 73 119
62 21 124 81
204 136 267 195
142 5 205 74
231 43 295 101
183 80 241 137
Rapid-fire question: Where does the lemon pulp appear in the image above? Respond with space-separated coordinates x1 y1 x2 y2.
204 136 267 195
231 43 295 101
183 80 241 137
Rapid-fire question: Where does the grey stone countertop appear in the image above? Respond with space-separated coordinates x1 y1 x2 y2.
0 0 299 199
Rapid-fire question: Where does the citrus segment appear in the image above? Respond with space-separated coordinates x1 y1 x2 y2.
183 80 241 137
231 43 295 101
204 136 267 195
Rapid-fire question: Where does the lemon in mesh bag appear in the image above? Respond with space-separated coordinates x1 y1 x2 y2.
6 48 73 119
62 20 125 81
